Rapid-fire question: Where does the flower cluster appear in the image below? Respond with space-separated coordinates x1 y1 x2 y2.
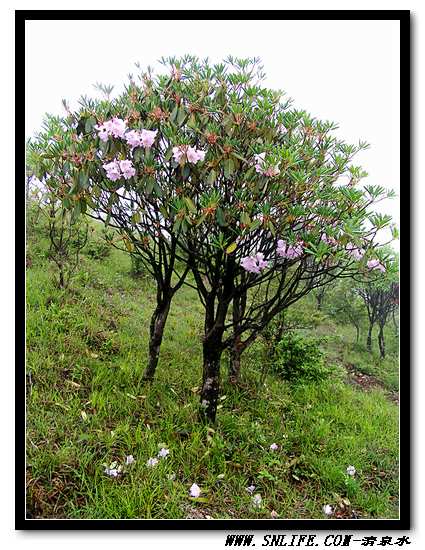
254 153 280 177
276 240 303 260
146 447 170 468
367 259 386 272
96 117 127 141
346 242 365 261
126 128 158 149
240 252 268 274
104 455 135 478
96 117 158 151
172 145 206 164
102 159 136 181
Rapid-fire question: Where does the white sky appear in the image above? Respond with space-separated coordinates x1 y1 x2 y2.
25 18 400 249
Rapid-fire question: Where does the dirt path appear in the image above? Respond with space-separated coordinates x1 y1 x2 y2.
345 364 399 405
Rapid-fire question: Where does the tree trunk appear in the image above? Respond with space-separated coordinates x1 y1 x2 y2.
355 324 360 344
142 300 171 381
199 333 223 424
58 269 65 289
228 292 246 384
229 334 242 384
367 323 373 352
378 325 386 359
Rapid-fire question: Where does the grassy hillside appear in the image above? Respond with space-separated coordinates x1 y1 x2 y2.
26 226 399 519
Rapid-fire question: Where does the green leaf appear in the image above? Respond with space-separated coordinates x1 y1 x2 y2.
131 211 141 224
240 212 251 226
133 147 143 163
207 170 216 186
226 242 237 254
216 207 227 227
184 197 197 212
85 116 97 133
223 158 235 179
177 106 186 126
170 104 179 124
79 171 89 188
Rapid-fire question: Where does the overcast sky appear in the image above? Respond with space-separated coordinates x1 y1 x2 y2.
25 18 400 249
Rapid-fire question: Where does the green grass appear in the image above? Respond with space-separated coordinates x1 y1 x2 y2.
26 226 399 520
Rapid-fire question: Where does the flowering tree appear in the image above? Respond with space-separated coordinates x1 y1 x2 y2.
34 56 395 422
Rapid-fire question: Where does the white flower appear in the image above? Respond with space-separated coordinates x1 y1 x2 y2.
323 504 333 516
125 455 135 465
146 457 159 468
270 443 279 451
346 465 356 476
270 510 278 518
246 485 256 494
167 473 176 481
252 494 262 508
189 483 201 497
104 467 119 477
158 448 170 459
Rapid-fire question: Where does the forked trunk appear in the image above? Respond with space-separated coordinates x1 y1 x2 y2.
142 300 171 381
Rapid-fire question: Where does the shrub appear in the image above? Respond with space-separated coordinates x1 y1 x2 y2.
272 333 332 383
85 236 111 260
130 254 145 278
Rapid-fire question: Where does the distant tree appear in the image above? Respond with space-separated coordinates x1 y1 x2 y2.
26 142 89 289
314 286 327 310
328 280 366 344
357 256 398 357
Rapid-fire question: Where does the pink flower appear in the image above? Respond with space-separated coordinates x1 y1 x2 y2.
96 117 127 141
102 160 121 181
277 240 303 260
254 153 266 173
189 483 201 497
172 145 186 163
146 457 159 468
346 243 365 261
263 166 280 177
109 117 127 138
186 146 206 164
119 159 136 180
270 443 279 451
125 130 143 148
367 259 386 272
254 153 279 176
240 252 268 274
96 123 110 142
173 145 206 164
140 129 158 148
157 447 170 459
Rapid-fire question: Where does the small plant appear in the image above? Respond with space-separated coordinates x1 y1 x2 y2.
85 229 112 260
272 333 332 383
130 254 145 278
